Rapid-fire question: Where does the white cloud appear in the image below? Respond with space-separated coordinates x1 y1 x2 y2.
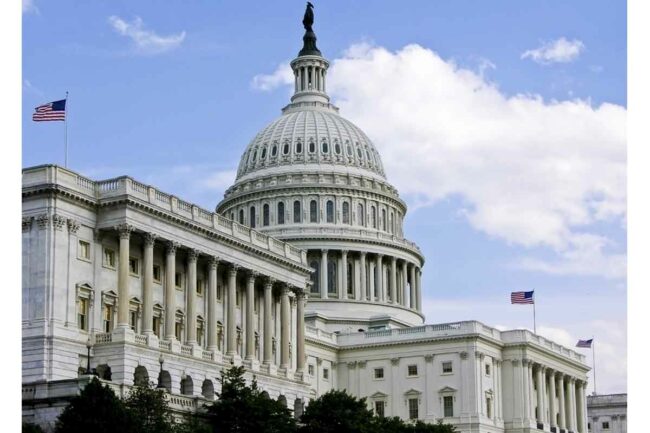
108 16 186 55
251 63 293 92
199 169 238 191
521 37 585 64
322 43 625 279
23 0 38 14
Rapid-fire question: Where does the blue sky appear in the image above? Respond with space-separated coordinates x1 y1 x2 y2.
23 0 626 393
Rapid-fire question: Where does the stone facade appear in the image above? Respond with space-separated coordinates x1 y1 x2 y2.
587 394 626 433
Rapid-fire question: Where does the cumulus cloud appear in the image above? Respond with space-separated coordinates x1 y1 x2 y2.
251 62 293 91
321 43 625 278
521 37 585 64
108 16 186 55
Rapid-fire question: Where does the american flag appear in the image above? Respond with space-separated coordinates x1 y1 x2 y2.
511 290 534 304
576 339 593 348
32 99 66 122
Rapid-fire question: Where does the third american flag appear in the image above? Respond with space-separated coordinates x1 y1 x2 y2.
511 290 534 304
32 99 66 122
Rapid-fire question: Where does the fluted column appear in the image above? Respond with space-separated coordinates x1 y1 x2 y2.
296 288 306 372
528 362 535 420
416 267 422 311
280 284 290 369
536 365 545 424
548 369 557 428
390 257 397 303
359 252 367 300
164 242 178 340
320 249 328 299
576 380 584 433
569 377 577 432
581 382 588 433
207 256 219 351
375 254 384 302
522 359 530 421
341 250 348 298
409 263 416 308
558 374 566 429
226 265 238 356
245 271 257 360
116 224 133 327
401 260 408 306
142 233 156 335
186 249 198 344
263 278 274 365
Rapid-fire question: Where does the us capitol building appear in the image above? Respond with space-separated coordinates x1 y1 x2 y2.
22 6 591 433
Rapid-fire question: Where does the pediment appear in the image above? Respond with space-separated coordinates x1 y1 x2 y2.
438 386 457 393
404 388 422 396
370 391 388 399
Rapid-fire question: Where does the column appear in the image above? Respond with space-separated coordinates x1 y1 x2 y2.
164 242 178 340
341 250 348 298
186 249 198 345
390 257 397 304
359 252 367 300
280 284 290 369
401 260 408 306
541 367 548 424
142 233 156 335
375 254 384 302
548 369 557 429
207 256 219 351
576 381 584 433
226 264 238 356
263 278 274 365
558 374 566 430
245 271 257 360
581 383 588 433
528 362 535 420
522 360 530 421
296 288 306 373
536 365 545 424
416 267 422 311
116 224 133 328
409 263 416 309
320 249 328 299
569 377 577 432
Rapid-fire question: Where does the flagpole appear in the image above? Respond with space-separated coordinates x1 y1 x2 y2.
64 91 69 168
592 336 597 395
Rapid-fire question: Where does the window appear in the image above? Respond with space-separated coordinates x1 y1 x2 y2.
443 396 454 417
310 260 320 294
486 396 493 418
78 240 91 261
326 200 334 223
236 290 241 307
129 257 139 276
263 204 270 226
327 261 337 294
103 248 116 268
375 401 385 417
293 200 302 223
261 146 267 159
277 202 285 225
371 206 377 228
442 361 453 374
323 368 329 380
217 283 223 301
249 206 256 228
197 319 205 347
283 141 290 155
407 364 418 377
602 421 610 429
129 310 138 332
77 298 89 331
347 263 354 296
103 304 114 332
296 140 303 154
308 364 314 376
322 139 329 153
408 398 418 419
197 279 205 296
346 141 352 156
175 322 182 341
334 141 341 154
485 364 491 376
175 272 183 289
374 368 384 379
153 265 161 283
382 209 387 231
239 209 245 224
153 306 163 337
357 203 364 226
271 144 278 157
342 202 350 224
309 140 315 153
310 200 318 223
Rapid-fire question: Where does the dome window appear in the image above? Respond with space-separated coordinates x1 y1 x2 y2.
326 200 334 223
309 140 316 154
251 150 258 164
382 209 387 231
293 200 302 223
371 206 377 229
263 204 270 226
249 206 256 228
271 144 278 157
346 141 353 156
283 140 290 155
321 139 329 154
261 146 267 159
357 147 363 159
342 202 350 224
238 209 245 225
334 141 341 155
357 203 365 226
310 200 318 223
277 202 285 225
296 140 303 154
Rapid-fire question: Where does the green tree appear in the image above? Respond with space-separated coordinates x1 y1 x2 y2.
298 389 375 433
403 420 458 433
205 366 296 433
124 381 175 433
54 377 132 433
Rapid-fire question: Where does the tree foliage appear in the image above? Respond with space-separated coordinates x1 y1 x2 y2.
124 381 176 433
298 390 375 433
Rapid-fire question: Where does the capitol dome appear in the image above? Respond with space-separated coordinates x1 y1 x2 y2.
217 21 425 329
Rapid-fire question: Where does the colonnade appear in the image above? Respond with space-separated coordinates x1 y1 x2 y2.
308 248 422 312
113 223 307 372
517 359 588 433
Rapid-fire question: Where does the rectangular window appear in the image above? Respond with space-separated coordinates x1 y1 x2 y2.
129 257 139 275
78 240 91 261
374 367 384 379
129 310 138 332
375 401 385 418
443 396 454 417
407 364 418 377
175 322 182 341
175 272 183 289
103 248 116 268
308 364 314 376
485 364 491 376
197 279 204 296
77 298 89 331
602 422 610 429
408 398 418 420
153 265 161 283
217 284 223 301
442 361 453 374
323 368 329 380
103 305 113 332
486 397 492 419
153 316 161 337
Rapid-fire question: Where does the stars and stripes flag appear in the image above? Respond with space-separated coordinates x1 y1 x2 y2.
576 339 593 348
32 99 66 122
511 290 534 304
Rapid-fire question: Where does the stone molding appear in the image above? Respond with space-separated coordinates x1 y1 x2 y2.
144 232 158 246
52 214 66 231
115 223 134 239
67 218 81 234
22 216 33 232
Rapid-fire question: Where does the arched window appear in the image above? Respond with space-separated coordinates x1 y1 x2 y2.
357 147 363 159
342 202 350 224
309 140 316 153
347 263 354 296
346 142 352 156
310 260 320 294
238 209 245 225
357 203 364 226
283 140 290 155
310 200 318 223
271 144 278 157
371 206 377 228
327 261 337 295
389 212 394 234
296 140 303 154
252 149 257 163
277 202 285 225
382 209 387 231
249 206 256 228
322 139 329 154
263 204 270 226
326 200 334 223
261 146 267 159
334 141 341 154
293 200 302 223
230 212 234 221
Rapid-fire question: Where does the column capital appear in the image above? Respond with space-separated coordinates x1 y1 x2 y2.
187 248 200 262
460 351 468 360
143 232 158 246
247 270 259 281
264 276 276 287
376 253 384 259
341 249 348 255
115 223 134 239
359 251 367 258
67 218 81 234
209 256 220 268
391 256 397 263
228 264 239 275
321 249 328 255
166 241 180 255
511 359 520 366
294 287 307 299
474 351 485 360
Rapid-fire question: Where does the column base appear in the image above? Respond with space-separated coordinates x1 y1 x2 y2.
111 326 135 343
225 353 242 366
278 366 292 378
170 338 182 353
293 370 305 382
207 347 223 363
243 358 260 372
261 362 277 376
146 334 159 349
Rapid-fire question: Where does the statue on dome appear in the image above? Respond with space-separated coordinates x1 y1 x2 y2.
303 2 314 32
